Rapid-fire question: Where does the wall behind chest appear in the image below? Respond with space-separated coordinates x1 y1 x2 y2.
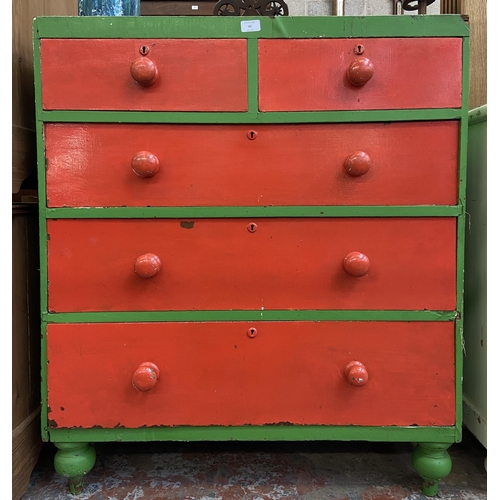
12 0 77 194
12 3 77 499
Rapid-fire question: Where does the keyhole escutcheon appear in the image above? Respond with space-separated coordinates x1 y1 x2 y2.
247 223 258 233
139 45 150 55
354 44 365 55
247 130 258 140
247 327 258 338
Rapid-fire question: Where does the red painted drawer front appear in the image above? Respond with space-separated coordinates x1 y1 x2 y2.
46 321 455 428
259 38 462 111
45 121 458 207
40 39 247 111
47 218 456 312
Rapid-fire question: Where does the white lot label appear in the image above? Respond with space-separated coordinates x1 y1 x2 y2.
241 20 261 32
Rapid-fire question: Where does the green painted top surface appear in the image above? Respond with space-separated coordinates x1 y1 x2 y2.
33 15 469 40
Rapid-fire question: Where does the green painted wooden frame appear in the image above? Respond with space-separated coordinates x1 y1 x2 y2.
33 14 469 39
49 426 457 443
33 15 469 444
44 310 458 323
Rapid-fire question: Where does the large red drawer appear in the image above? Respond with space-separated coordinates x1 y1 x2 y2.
259 38 462 111
40 39 248 111
46 218 457 312
46 321 456 428
45 121 459 207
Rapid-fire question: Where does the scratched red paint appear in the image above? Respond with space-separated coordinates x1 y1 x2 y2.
45 121 458 207
46 321 455 428
40 39 248 111
46 218 457 313
44 121 459 207
259 38 462 111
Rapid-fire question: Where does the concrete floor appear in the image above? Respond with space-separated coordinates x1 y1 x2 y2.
21 428 487 500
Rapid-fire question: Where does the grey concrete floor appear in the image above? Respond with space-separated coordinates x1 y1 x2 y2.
21 427 487 500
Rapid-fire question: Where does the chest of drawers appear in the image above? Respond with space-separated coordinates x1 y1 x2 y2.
33 15 470 496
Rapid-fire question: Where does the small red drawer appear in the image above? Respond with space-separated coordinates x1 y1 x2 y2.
47 218 456 312
259 38 462 111
45 121 459 207
46 321 456 429
40 39 248 111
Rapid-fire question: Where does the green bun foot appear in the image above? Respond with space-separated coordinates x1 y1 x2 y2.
53 442 96 495
411 442 452 497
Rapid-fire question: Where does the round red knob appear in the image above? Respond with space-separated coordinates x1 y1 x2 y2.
344 361 369 387
343 251 370 277
134 253 161 279
131 151 160 178
347 57 374 87
344 151 372 177
132 362 160 392
130 57 158 87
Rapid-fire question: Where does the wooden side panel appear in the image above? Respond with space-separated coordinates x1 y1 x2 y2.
13 0 77 130
46 218 457 312
12 213 32 427
40 39 248 111
12 208 40 428
46 321 456 428
12 206 42 500
12 0 77 193
463 0 487 109
12 126 37 193
440 0 486 108
12 410 43 500
45 121 459 207
259 38 462 111
12 0 48 445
